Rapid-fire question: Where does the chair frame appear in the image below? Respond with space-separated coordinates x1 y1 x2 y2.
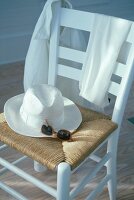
0 2 134 200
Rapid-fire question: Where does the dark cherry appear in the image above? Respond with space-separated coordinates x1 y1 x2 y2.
57 130 71 140
41 125 53 135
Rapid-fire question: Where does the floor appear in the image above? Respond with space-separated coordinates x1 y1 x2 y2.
0 62 134 200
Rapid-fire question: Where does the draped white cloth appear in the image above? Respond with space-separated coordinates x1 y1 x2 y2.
79 14 132 108
23 0 86 106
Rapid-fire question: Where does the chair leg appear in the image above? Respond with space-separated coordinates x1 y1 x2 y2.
107 132 119 200
34 161 47 172
107 157 116 200
57 162 71 200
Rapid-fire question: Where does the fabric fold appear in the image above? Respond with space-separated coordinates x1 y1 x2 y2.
79 14 132 108
24 0 63 92
23 0 86 108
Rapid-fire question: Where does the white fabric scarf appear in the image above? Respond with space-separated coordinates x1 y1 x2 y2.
23 0 86 106
79 14 132 108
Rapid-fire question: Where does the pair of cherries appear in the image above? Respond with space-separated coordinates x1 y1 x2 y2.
41 124 71 140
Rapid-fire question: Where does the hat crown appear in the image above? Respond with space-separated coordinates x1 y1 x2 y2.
21 85 64 117
22 88 44 115
20 84 64 130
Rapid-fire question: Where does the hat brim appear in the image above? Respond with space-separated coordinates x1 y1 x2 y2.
4 94 82 137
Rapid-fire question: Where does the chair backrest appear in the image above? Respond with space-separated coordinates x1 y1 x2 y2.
48 2 134 126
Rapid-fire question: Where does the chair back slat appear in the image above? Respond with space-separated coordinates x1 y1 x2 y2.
60 8 94 31
113 63 126 77
108 82 120 96
59 46 85 63
57 64 81 81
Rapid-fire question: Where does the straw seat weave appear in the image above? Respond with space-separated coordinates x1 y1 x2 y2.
0 106 118 170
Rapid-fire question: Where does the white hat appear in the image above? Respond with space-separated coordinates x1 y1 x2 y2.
4 84 82 137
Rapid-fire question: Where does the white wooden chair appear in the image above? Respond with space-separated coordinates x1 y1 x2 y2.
0 2 134 200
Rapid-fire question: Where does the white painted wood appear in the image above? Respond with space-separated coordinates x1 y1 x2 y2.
85 175 111 200
107 24 134 200
89 154 102 163
0 157 57 198
0 156 27 175
108 82 120 96
34 161 47 172
113 63 126 77
0 181 28 200
70 153 111 199
57 163 71 200
0 144 7 150
57 64 81 80
107 131 119 200
60 8 94 31
48 2 61 86
112 23 134 125
58 46 85 63
89 153 108 167
127 24 134 42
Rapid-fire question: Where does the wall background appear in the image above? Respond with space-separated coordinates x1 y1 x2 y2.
0 0 134 65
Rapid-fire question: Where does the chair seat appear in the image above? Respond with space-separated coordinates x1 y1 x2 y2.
0 106 117 171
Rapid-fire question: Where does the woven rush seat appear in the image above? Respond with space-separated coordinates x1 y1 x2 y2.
0 106 117 171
